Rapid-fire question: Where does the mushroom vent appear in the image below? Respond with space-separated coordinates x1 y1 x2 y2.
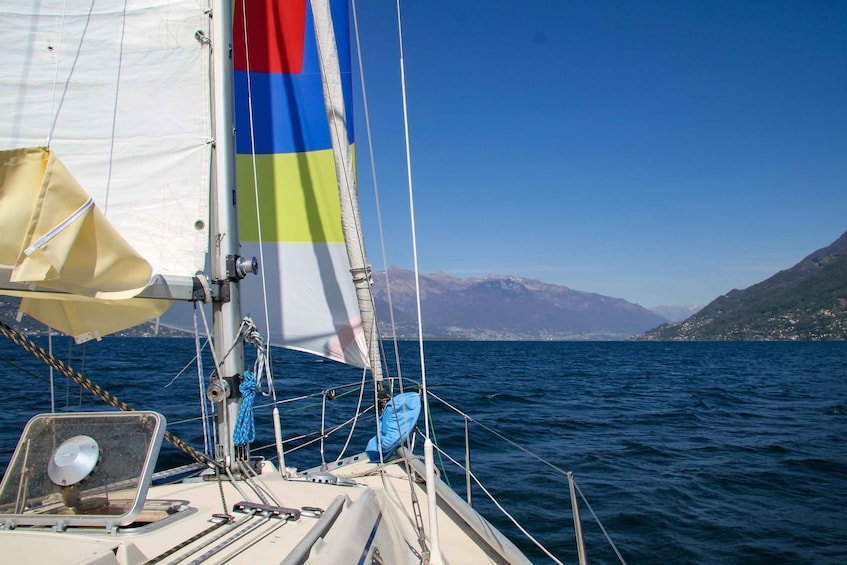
48 435 100 487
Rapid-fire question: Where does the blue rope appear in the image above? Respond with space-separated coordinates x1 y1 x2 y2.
233 371 257 446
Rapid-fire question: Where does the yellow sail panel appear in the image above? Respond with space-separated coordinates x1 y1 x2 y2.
237 149 348 244
0 147 170 340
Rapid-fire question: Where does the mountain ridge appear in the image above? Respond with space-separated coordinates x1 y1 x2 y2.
0 271 675 341
641 230 847 340
372 268 667 340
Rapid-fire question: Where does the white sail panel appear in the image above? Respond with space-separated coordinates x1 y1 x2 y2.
240 242 368 368
0 0 212 278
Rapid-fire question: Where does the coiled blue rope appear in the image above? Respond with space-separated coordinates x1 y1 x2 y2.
233 371 257 446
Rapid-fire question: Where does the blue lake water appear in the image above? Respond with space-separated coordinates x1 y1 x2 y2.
0 338 845 563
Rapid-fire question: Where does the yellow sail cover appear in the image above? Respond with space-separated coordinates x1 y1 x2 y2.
0 147 169 341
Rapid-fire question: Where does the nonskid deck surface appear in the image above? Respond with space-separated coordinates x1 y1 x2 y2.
0 458 511 564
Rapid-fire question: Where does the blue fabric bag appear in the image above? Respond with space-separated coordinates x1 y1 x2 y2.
366 392 421 461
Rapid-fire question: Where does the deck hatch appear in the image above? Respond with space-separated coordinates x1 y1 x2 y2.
0 411 165 529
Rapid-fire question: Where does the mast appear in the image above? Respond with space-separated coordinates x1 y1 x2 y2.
310 0 384 386
209 0 245 471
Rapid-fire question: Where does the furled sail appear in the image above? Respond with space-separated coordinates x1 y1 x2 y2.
234 0 369 367
0 147 169 340
0 1 213 340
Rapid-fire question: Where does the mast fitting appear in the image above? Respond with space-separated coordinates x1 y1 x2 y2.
206 373 242 403
227 254 259 280
350 265 372 284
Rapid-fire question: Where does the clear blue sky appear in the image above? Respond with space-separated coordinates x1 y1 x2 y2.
349 1 846 308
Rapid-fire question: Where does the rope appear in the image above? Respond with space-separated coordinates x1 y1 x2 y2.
240 317 272 396
0 319 217 468
216 466 231 517
233 371 257 446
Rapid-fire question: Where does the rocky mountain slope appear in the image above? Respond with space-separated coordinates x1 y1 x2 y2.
641 230 847 340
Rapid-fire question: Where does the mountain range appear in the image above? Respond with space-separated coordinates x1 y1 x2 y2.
5 230 843 342
0 272 668 341
641 230 847 340
371 268 666 340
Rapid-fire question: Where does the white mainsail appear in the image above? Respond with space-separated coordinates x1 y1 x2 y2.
0 0 212 339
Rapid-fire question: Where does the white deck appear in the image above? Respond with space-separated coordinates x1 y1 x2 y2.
0 457 529 564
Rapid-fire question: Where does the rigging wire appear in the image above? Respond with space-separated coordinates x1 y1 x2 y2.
575 481 627 563
64 335 72 411
351 0 405 386
429 439 565 565
349 6 414 518
194 305 213 455
361 2 441 559
77 341 87 411
196 303 221 456
163 335 209 389
45 0 68 147
197 297 224 385
349 0 393 462
237 1 286 473
349 1 433 555
236 0 274 382
48 329 55 412
425 388 626 562
430 389 575 478
420 397 450 488
102 0 128 215
393 0 431 442
332 367 369 463
0 353 52 386
45 0 93 148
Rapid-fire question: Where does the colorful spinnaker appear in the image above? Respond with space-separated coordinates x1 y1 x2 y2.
234 0 369 367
